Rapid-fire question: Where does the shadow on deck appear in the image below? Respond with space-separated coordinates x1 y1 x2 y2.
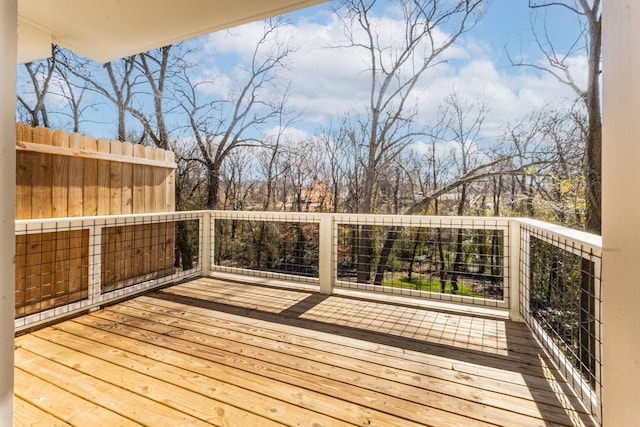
14 276 598 427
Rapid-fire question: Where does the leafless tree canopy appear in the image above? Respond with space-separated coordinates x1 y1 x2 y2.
16 1 593 234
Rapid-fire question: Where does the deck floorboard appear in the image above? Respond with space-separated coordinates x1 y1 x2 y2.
15 277 598 427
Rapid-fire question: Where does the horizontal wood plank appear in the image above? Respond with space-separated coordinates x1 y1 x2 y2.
15 277 598 427
16 141 176 169
14 396 71 427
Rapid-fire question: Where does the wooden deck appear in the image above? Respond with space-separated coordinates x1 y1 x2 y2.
14 277 598 427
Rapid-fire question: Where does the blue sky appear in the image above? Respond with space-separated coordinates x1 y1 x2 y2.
21 0 587 149
183 0 585 148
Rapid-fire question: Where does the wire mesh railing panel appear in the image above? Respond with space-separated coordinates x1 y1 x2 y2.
334 216 508 307
15 226 89 319
15 212 204 331
100 215 201 294
13 210 606 423
519 222 602 422
213 217 320 283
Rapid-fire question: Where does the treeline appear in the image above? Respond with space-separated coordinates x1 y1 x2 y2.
15 1 597 233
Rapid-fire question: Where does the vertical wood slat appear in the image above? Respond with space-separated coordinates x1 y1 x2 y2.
51 130 69 218
16 124 33 219
154 149 166 213
83 136 98 217
110 141 123 216
166 150 176 211
121 142 134 214
23 233 43 314
144 146 155 214
133 144 146 215
16 152 32 220
14 232 27 318
97 138 111 216
15 124 177 312
32 127 53 219
67 133 85 217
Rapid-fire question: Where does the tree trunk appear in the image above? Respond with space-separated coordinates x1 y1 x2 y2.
174 220 193 270
407 228 422 281
450 229 463 295
206 166 220 210
437 229 447 293
356 157 376 284
580 257 596 386
584 7 602 234
356 225 373 283
373 227 399 286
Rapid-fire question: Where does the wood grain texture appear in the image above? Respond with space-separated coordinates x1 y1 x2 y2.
15 124 176 219
51 130 69 218
67 133 84 216
82 136 98 216
96 138 111 216
100 222 175 294
14 230 89 318
15 278 599 427
109 140 123 215
132 144 146 214
121 142 134 214
14 124 178 317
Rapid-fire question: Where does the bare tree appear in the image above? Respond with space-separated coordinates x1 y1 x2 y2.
219 149 256 211
316 123 351 213
337 0 484 282
443 91 489 294
16 46 59 127
66 44 185 146
132 45 186 150
64 53 139 141
179 18 293 209
50 48 97 133
338 0 484 215
510 0 601 232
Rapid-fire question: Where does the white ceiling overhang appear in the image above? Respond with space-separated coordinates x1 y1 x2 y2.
17 0 326 64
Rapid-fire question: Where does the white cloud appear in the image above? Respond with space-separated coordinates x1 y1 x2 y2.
262 125 311 145
185 5 588 147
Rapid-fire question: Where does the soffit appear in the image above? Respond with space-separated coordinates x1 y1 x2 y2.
18 0 326 63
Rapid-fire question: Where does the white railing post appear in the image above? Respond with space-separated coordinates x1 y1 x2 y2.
201 212 212 277
0 1 17 425
603 2 640 424
318 215 334 295
88 221 102 305
508 220 523 322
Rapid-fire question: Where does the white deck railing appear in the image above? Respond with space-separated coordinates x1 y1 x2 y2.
13 210 603 423
15 211 206 331
515 218 602 423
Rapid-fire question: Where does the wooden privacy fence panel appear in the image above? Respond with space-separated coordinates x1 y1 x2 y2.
15 124 179 318
15 229 89 318
101 221 176 293
16 124 176 219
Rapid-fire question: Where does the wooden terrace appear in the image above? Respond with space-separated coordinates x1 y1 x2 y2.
14 277 597 427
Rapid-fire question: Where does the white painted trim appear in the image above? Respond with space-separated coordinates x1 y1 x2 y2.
602 2 640 425
14 213 205 332
318 215 333 294
508 221 523 322
1 1 17 425
210 265 319 285
16 141 177 168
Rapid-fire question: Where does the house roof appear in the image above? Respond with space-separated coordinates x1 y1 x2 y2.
17 0 326 64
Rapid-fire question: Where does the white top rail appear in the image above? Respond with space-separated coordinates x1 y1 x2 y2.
15 211 601 251
15 211 208 231
515 218 602 253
